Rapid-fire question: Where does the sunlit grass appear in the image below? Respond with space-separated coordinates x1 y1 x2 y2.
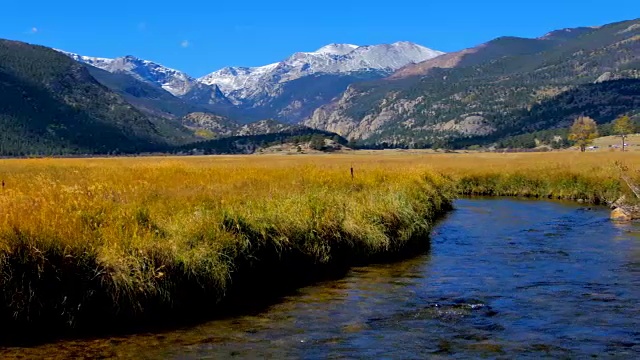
0 155 454 330
0 151 637 331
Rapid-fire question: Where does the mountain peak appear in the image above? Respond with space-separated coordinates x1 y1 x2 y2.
314 43 359 55
391 41 418 47
120 55 145 63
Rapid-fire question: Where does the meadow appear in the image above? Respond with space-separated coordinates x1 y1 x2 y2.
0 151 638 335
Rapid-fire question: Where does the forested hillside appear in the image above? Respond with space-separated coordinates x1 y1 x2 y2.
305 19 640 147
0 40 179 155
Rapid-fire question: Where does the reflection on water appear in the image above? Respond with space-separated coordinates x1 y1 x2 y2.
2 199 640 358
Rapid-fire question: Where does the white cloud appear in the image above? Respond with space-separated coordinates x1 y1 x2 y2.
30 27 38 34
180 40 190 48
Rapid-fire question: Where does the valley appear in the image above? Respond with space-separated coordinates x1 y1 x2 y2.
1 13 640 358
1 18 639 156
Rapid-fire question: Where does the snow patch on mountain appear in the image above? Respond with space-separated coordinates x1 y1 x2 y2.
314 43 359 55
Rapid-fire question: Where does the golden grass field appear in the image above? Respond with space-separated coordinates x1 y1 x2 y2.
0 151 638 334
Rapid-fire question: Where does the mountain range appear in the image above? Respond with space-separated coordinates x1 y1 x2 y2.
1 18 639 155
60 42 442 123
0 40 351 155
199 42 442 103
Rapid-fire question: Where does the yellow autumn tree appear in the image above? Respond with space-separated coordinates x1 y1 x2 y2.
568 116 599 152
612 115 636 152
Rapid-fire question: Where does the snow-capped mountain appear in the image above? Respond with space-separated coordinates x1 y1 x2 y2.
59 41 443 123
198 42 444 103
58 51 230 106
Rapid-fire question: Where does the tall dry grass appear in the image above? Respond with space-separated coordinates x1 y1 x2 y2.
428 152 634 203
0 155 453 332
0 151 637 333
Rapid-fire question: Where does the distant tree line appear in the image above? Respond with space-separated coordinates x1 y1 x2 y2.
170 129 347 155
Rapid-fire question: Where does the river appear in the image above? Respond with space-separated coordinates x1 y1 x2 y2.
2 199 639 358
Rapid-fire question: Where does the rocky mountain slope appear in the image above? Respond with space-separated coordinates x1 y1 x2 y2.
180 112 306 139
304 19 640 147
85 65 210 119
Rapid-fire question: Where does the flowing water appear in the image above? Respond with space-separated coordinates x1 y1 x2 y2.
2 199 640 359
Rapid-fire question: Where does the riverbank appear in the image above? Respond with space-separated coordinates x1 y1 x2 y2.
0 157 454 337
5 198 637 358
0 152 637 337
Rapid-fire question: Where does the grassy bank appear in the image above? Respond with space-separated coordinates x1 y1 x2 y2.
1 151 638 335
0 157 454 334
433 152 631 203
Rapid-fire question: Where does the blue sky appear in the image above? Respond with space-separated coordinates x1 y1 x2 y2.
1 1 637 77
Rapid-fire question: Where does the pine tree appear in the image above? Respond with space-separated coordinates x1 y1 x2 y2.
309 135 326 151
